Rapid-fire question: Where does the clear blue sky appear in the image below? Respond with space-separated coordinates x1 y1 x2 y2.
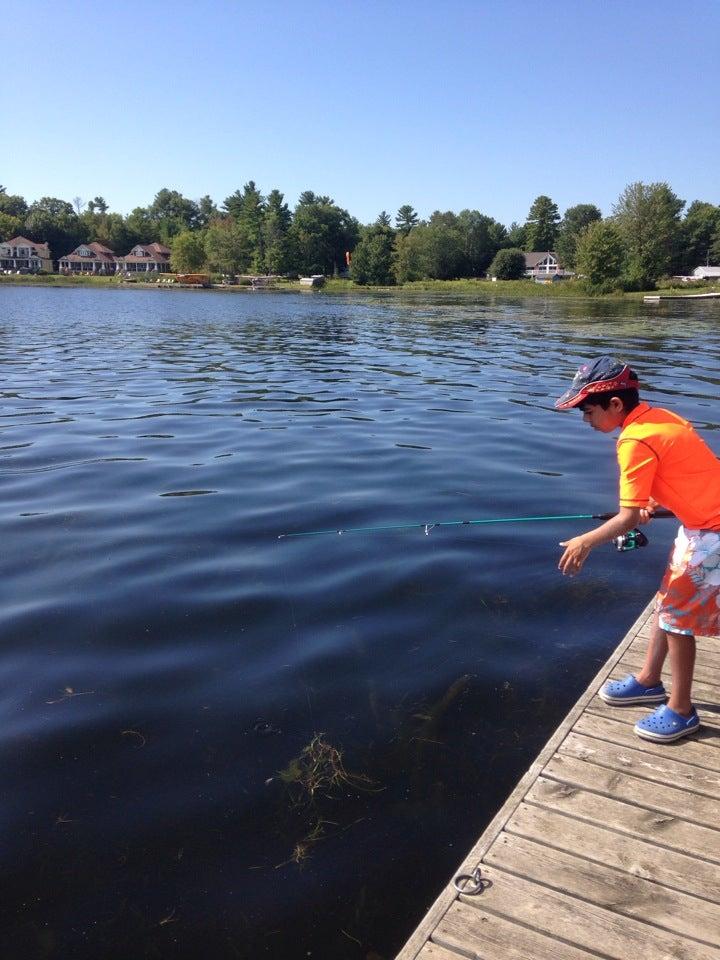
3 0 719 227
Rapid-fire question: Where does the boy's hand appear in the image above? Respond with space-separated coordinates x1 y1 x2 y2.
558 536 592 576
639 498 659 524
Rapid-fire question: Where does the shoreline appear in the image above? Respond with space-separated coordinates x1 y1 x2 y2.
1 274 719 301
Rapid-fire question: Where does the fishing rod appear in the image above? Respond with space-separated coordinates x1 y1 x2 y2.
278 509 675 544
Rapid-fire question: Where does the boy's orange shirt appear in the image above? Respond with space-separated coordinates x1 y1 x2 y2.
617 402 720 530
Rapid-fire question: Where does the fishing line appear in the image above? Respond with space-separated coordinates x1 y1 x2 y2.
278 510 674 540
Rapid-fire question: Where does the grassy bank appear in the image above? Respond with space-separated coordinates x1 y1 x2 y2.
321 277 720 299
0 273 128 288
0 273 306 292
2 272 719 299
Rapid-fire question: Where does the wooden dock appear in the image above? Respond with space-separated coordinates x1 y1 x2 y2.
397 600 720 960
644 292 720 302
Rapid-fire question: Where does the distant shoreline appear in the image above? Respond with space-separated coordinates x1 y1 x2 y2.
1 273 719 301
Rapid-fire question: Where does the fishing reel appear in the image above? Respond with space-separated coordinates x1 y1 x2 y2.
613 528 649 552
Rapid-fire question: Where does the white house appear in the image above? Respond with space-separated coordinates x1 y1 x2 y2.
524 252 562 278
692 265 720 280
0 236 53 272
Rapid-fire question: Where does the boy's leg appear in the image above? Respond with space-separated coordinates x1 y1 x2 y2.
635 611 667 688
666 630 696 717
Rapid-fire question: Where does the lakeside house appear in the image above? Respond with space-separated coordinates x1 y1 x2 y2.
59 242 118 275
693 265 720 280
117 243 171 273
523 251 570 280
57 241 172 275
0 236 53 273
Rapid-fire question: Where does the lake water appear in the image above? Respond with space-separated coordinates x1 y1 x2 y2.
1 286 719 960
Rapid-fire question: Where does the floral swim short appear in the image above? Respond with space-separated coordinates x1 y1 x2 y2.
656 526 720 637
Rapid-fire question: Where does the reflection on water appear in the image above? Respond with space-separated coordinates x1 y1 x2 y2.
0 287 719 959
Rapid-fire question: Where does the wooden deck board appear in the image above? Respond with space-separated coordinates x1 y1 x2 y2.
484 833 720 944
396 601 720 959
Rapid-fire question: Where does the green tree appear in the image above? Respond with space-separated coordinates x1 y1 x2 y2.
171 230 207 272
375 210 392 227
98 214 134 252
0 191 29 220
124 207 155 246
81 209 133 253
222 190 243 219
395 204 419 235
262 189 295 274
555 204 602 269
87 196 108 214
612 181 684 287
394 227 430 283
524 195 560 251
457 209 506 276
148 188 200 243
423 211 465 279
505 221 526 249
223 181 265 270
196 195 218 229
575 220 626 290
678 201 720 273
0 212 23 241
711 226 720 265
290 194 359 275
351 224 396 285
488 248 526 280
24 197 88 257
204 219 252 275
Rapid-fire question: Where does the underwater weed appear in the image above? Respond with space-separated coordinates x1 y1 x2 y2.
275 734 380 868
278 733 376 804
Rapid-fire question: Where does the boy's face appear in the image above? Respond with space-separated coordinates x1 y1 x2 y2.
579 398 626 433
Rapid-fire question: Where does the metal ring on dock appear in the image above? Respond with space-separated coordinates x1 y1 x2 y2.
452 866 490 895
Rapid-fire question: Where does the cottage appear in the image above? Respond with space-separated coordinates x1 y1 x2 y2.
59 242 118 275
0 236 53 273
118 242 171 273
523 251 568 279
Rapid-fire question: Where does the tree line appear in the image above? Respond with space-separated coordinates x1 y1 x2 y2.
1 181 719 290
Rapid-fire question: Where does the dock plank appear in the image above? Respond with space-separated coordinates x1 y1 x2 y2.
542 753 720 830
415 945 465 960
434 901 601 960
528 775 720 861
396 602 720 959
485 831 720 944
457 866 720 960
559 730 720 795
506 801 720 902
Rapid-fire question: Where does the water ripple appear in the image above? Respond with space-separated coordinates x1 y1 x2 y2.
0 286 718 959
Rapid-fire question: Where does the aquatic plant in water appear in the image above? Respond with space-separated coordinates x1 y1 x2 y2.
276 734 379 867
279 733 376 804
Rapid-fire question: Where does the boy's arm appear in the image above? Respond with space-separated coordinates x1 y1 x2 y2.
558 506 643 576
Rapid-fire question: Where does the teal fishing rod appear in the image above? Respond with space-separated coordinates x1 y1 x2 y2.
278 509 675 543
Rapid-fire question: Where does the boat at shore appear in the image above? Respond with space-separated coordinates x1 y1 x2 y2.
299 275 325 288
173 273 211 288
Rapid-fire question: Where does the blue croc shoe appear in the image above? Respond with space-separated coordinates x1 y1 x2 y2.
598 674 667 706
634 704 700 743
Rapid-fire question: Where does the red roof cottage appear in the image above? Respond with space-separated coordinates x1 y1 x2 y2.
59 242 119 274
118 242 171 273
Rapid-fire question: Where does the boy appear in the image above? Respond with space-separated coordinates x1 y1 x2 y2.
555 356 720 743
